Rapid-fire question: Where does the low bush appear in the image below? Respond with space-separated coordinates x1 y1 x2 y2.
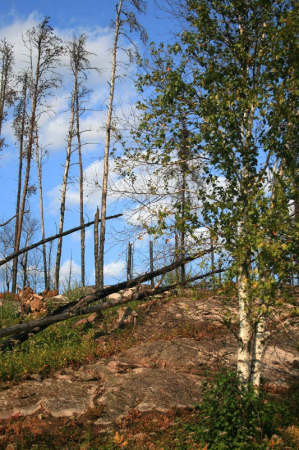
187 369 290 449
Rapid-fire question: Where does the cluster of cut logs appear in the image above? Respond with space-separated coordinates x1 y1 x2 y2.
0 288 60 317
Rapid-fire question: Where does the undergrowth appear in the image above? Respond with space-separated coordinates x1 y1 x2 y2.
0 291 149 383
181 369 295 449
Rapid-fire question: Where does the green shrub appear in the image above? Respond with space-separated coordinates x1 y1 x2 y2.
0 297 19 327
0 319 96 381
189 369 288 449
61 279 86 303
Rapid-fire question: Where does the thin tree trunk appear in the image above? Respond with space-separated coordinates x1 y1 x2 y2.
149 240 154 288
0 55 7 134
179 115 188 287
210 232 215 289
75 83 85 287
21 234 30 288
35 127 48 290
127 242 133 281
94 207 99 286
54 92 75 291
47 240 53 289
1 213 122 268
98 0 123 288
180 168 186 286
12 75 28 292
175 231 179 281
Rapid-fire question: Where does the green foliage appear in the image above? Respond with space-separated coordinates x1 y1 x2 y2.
119 0 298 385
0 297 19 327
188 369 289 449
0 319 95 381
61 279 86 302
0 295 148 382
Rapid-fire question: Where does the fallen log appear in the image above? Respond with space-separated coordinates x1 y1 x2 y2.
0 266 226 350
49 248 216 316
0 213 122 267
0 256 225 347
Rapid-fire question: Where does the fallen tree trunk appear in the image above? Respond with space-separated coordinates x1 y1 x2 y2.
0 213 122 267
50 248 216 316
0 259 225 350
0 265 226 350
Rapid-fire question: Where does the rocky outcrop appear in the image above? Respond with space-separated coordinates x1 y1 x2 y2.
0 294 298 425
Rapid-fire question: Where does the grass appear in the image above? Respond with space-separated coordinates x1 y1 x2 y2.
0 297 20 328
0 289 152 384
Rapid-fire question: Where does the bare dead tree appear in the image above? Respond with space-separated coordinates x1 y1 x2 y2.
0 221 14 291
54 89 76 291
55 34 96 290
0 38 15 148
11 18 64 293
94 207 100 286
71 34 96 287
19 215 39 288
0 213 122 268
13 73 29 284
98 0 147 288
34 126 48 289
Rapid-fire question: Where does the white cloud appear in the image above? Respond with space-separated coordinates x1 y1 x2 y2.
71 228 92 242
59 259 81 283
104 260 125 278
0 12 40 73
0 15 136 155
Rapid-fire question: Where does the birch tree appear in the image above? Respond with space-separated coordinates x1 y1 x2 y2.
11 18 63 293
126 0 298 389
98 0 147 288
117 45 204 278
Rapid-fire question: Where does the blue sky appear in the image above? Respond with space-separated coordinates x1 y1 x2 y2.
0 0 200 290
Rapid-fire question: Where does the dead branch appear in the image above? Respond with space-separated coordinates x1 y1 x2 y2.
0 213 122 267
0 211 29 228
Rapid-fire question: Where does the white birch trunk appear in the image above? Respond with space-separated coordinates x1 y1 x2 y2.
237 267 252 384
251 314 266 389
